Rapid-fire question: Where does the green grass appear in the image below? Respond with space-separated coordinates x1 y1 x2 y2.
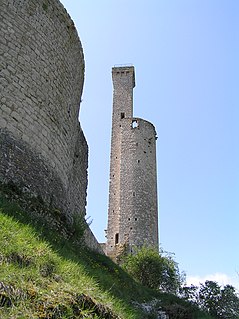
0 200 142 318
0 186 212 319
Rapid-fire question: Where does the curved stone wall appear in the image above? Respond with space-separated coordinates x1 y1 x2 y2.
120 118 158 250
0 0 87 217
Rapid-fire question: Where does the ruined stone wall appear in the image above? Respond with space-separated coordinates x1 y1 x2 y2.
0 0 87 218
0 0 104 253
106 66 159 259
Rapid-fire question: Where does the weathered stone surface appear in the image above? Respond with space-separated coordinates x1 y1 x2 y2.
106 66 159 259
0 0 102 253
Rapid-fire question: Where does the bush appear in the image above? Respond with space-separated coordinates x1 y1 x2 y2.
122 247 184 294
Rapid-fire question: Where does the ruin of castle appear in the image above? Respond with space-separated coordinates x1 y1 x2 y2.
0 0 159 257
105 66 159 259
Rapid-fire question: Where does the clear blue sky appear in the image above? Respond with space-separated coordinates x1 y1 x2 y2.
61 0 239 289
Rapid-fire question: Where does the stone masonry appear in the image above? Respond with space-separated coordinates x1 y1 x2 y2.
106 66 159 259
0 0 101 252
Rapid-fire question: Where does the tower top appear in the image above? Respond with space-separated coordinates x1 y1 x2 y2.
112 65 135 88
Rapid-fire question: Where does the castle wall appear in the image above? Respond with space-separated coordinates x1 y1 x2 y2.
0 0 87 217
0 0 103 253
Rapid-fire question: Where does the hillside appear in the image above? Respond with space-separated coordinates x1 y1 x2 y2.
0 184 211 319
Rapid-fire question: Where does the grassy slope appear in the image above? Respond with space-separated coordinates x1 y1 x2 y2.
0 191 211 319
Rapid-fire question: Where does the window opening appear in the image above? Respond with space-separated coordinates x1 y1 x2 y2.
121 112 125 119
115 233 119 245
131 120 138 129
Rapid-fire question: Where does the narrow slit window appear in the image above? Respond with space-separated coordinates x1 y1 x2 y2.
121 112 125 119
115 233 119 245
67 105 71 116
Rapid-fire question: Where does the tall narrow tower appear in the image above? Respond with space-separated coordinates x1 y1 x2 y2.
106 66 159 260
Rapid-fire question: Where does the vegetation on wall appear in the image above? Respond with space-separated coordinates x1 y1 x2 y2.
42 2 48 11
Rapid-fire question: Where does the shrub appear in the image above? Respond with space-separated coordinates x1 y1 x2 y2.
122 247 184 294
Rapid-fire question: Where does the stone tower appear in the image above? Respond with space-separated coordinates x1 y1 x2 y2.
106 66 159 259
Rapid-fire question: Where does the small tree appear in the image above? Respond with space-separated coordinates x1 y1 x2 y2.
179 284 198 303
181 280 239 319
122 246 184 294
218 285 239 319
198 280 221 317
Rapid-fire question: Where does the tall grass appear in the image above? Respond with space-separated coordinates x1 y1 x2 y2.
0 185 212 319
0 191 149 318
